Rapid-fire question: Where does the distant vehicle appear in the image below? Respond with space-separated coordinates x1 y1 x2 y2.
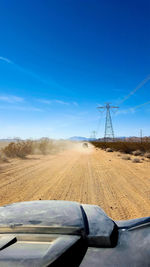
0 200 149 266
82 142 88 148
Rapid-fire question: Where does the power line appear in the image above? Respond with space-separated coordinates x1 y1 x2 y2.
96 118 101 136
132 100 150 110
95 110 104 137
95 76 149 140
118 75 150 105
120 100 150 114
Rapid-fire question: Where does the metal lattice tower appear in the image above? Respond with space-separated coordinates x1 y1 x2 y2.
97 103 119 141
90 131 97 140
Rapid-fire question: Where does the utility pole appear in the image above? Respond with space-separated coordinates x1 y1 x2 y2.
93 130 96 139
97 103 119 141
91 131 96 140
140 129 143 143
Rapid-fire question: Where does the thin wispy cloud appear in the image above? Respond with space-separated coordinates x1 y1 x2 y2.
72 101 78 106
0 95 24 103
0 95 43 111
0 56 12 64
0 105 43 112
37 99 52 104
0 56 66 91
17 106 43 112
37 99 78 106
55 100 69 105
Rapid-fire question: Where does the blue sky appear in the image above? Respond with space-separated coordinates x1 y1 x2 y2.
0 0 150 139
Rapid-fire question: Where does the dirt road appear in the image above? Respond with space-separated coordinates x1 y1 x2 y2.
0 143 150 220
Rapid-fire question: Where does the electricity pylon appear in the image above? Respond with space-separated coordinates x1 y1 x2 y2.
90 131 97 140
97 103 119 141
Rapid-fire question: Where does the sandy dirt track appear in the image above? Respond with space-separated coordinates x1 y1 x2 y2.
0 143 150 220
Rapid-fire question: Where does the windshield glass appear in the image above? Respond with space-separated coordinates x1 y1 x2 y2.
0 0 149 222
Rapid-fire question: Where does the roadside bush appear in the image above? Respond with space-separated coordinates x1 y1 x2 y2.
145 152 150 158
38 138 50 154
106 148 113 152
122 155 131 160
132 150 143 156
2 140 33 158
0 153 9 162
91 141 150 154
1 138 78 159
132 158 141 163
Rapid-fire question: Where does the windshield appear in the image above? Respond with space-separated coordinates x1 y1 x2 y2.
0 0 149 222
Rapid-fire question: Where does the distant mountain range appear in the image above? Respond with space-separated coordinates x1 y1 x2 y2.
68 136 150 142
0 139 19 142
69 136 96 141
68 136 127 141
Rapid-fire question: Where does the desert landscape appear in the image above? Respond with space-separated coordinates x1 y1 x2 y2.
0 141 149 221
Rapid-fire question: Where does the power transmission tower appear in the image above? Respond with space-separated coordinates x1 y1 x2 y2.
97 103 119 141
140 129 143 143
90 131 97 140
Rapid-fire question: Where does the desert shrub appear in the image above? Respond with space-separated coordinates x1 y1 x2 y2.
0 153 9 162
122 155 131 160
1 138 80 158
132 150 143 156
2 140 33 158
132 158 141 163
31 138 73 155
91 141 150 154
145 152 150 158
38 138 50 154
106 148 113 152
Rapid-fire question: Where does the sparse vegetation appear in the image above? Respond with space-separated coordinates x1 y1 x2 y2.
132 150 143 156
91 141 150 155
2 140 33 158
122 155 131 160
0 154 9 163
106 148 113 152
1 139 74 159
145 152 150 159
132 158 141 163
